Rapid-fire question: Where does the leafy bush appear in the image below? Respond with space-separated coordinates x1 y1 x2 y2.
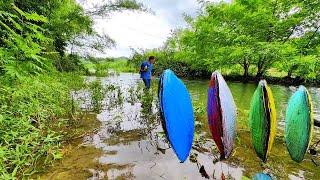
129 50 209 77
54 54 87 72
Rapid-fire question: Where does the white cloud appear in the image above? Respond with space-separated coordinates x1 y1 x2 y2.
77 0 223 57
94 11 171 57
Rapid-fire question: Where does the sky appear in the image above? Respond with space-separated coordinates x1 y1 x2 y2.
79 0 218 57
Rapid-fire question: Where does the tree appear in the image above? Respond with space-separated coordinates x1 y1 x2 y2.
0 0 146 73
0 4 52 77
162 0 320 80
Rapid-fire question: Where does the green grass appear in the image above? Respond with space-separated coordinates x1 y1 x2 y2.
266 68 287 78
104 59 136 73
0 72 86 178
82 58 137 76
82 61 96 74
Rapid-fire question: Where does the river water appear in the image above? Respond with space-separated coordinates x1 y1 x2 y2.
40 73 320 180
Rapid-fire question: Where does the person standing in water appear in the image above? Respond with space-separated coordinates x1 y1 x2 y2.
140 56 155 89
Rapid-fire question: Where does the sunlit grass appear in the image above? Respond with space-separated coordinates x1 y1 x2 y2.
82 58 137 76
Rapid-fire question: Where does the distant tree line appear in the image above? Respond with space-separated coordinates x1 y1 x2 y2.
130 0 320 83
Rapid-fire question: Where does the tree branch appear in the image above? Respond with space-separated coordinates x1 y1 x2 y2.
304 25 320 48
83 0 148 17
283 25 297 43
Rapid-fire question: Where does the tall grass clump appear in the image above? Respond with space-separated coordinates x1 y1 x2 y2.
88 80 107 113
0 73 84 178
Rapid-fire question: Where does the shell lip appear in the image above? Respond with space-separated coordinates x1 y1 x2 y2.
259 80 267 87
298 85 307 92
211 71 221 78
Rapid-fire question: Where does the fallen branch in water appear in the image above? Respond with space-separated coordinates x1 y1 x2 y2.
199 165 210 179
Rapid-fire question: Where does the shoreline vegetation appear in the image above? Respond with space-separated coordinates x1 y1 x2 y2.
0 72 103 178
84 58 320 87
127 1 320 87
0 1 143 178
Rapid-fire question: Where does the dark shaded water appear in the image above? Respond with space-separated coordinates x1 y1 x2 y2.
40 73 320 180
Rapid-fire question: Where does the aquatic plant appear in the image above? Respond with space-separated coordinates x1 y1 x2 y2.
88 80 107 113
105 84 123 110
141 90 154 115
127 86 142 105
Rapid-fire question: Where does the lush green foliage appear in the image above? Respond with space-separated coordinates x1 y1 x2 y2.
83 58 136 76
0 73 84 178
131 0 320 82
89 80 107 112
130 49 202 77
0 4 53 77
0 0 145 178
1 0 145 74
0 1 93 73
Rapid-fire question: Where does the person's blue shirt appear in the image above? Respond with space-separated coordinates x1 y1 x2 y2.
140 61 153 79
